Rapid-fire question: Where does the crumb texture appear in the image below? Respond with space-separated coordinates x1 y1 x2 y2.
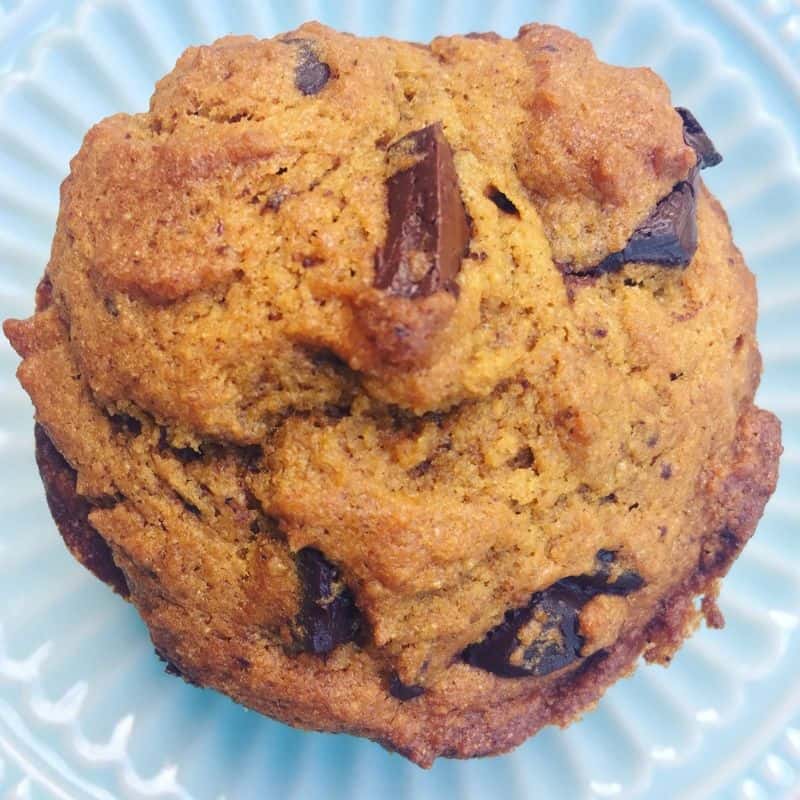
3 21 781 767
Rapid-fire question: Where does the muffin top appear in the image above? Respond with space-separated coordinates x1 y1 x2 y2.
48 22 698 441
6 22 771 728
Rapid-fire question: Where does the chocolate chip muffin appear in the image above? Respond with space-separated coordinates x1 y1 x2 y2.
4 22 782 766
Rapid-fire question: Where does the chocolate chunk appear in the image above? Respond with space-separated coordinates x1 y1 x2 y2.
35 424 130 597
465 32 502 42
462 568 644 678
486 185 520 217
676 107 722 170
461 582 584 678
155 648 200 686
408 458 433 478
593 170 699 274
508 446 534 469
388 673 425 701
375 123 470 298
109 413 142 437
296 548 361 654
699 527 740 576
323 402 351 420
261 188 289 213
283 38 331 95
620 174 698 265
171 445 203 463
596 548 616 565
557 570 645 600
309 347 350 371
157 649 184 677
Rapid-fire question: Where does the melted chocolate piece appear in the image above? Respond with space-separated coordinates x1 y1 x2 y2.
296 548 361 654
593 169 699 274
462 569 644 678
388 672 425 701
676 107 722 170
283 38 331 95
375 123 470 298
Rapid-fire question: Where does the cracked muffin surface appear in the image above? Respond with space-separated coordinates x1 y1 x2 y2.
4 21 781 766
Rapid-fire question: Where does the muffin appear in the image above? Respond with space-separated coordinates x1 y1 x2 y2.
4 22 781 766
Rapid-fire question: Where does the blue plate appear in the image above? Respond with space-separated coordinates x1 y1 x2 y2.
1 2 798 797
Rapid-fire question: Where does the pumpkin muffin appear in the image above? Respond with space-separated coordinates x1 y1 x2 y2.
4 22 781 766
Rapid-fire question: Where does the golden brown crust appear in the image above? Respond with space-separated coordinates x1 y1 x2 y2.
5 21 783 766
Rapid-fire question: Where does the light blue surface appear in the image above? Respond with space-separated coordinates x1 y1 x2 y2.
0 2 798 798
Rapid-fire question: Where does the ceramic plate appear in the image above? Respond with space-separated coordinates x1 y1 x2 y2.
0 1 798 798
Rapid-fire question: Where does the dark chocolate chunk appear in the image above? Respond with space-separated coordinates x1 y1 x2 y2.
676 107 722 169
388 672 425 701
295 51 330 95
594 170 699 274
486 185 520 217
596 548 616 565
296 547 361 654
261 188 290 213
283 38 331 95
34 424 130 597
171 445 203 463
618 173 698 266
160 653 184 677
564 161 701 277
555 570 644 602
109 413 142 437
323 402 351 420
310 347 350 372
508 446 535 469
464 31 502 42
699 527 740 576
155 648 200 686
375 123 470 298
462 568 644 678
408 458 433 478
180 495 202 517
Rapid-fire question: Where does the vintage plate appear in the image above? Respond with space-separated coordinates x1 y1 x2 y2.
0 1 798 797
